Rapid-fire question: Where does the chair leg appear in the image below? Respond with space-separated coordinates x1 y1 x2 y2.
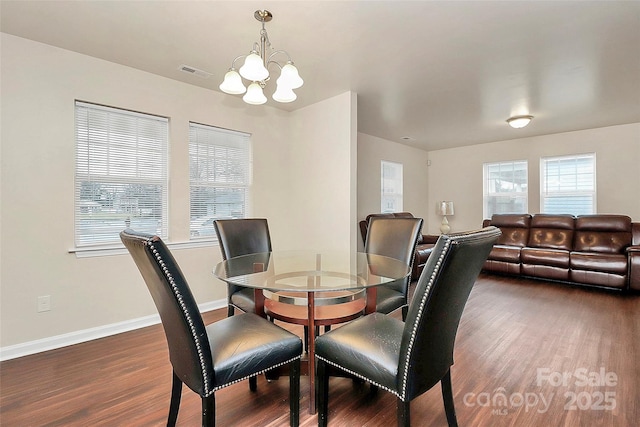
167 372 182 427
227 304 234 317
401 305 408 321
369 384 379 396
290 358 301 427
396 398 410 427
202 395 215 427
317 359 329 427
441 369 459 427
249 375 257 391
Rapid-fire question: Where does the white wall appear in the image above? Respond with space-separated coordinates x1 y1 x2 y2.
4 31 638 356
357 133 430 248
0 34 357 353
426 123 640 234
285 92 358 252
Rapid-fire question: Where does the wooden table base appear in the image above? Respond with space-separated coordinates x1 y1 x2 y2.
265 294 367 414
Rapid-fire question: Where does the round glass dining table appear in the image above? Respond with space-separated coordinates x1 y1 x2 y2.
213 250 410 413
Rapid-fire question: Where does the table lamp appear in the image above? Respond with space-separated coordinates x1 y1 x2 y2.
437 201 455 234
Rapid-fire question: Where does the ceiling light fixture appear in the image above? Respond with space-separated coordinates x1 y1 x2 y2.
506 115 533 129
219 10 303 105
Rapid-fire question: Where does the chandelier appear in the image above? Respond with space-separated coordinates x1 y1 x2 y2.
219 10 304 105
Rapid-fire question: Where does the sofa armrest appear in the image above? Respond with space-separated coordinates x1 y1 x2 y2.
632 223 640 246
627 245 640 292
421 234 439 244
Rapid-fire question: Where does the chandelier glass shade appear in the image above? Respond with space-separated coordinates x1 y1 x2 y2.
219 70 246 94
219 10 303 105
272 84 297 103
243 82 268 105
239 52 269 81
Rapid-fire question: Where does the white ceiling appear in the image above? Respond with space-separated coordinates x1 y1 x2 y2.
2 0 639 151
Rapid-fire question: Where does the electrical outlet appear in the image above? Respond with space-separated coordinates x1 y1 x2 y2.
37 295 51 312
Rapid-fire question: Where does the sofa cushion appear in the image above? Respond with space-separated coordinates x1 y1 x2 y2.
574 215 632 254
491 214 532 228
490 214 532 247
521 263 570 281
570 252 628 275
483 259 521 275
488 245 523 263
527 214 575 251
570 270 627 289
521 247 570 268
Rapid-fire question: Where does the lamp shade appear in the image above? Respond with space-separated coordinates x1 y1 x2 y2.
437 201 455 216
239 52 269 82
219 69 246 94
277 62 304 89
243 82 267 105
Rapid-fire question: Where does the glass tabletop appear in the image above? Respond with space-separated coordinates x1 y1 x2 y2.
213 250 410 293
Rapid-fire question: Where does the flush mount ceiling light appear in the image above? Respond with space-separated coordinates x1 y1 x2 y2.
219 10 303 105
506 115 534 129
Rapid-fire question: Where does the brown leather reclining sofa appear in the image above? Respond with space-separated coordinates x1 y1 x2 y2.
482 213 640 292
359 212 438 281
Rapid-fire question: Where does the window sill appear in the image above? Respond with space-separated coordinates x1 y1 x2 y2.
70 239 218 258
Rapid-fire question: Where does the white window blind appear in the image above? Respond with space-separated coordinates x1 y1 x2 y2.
189 123 251 239
75 101 169 247
381 161 403 213
483 160 528 218
541 153 595 215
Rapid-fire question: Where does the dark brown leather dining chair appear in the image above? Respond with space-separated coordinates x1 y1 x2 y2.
213 218 272 317
316 226 501 427
214 218 318 350
120 229 302 427
364 217 424 320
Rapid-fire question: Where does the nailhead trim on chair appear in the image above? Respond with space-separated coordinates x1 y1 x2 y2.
316 354 401 398
399 236 451 400
147 236 302 398
211 355 302 393
147 238 213 397
316 236 452 402
318 228 499 405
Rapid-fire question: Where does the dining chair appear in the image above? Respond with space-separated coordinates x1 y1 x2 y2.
120 229 302 427
316 226 501 427
213 218 272 317
364 217 424 320
214 218 320 352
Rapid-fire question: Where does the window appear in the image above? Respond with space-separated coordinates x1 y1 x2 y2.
189 123 251 239
483 160 528 218
541 153 595 215
75 102 168 247
381 161 403 213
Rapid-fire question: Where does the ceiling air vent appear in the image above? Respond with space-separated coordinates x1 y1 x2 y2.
178 64 212 79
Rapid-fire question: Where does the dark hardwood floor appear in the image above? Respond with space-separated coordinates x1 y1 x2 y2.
1 274 638 426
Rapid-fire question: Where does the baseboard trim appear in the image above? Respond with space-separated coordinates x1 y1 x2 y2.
0 299 226 361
